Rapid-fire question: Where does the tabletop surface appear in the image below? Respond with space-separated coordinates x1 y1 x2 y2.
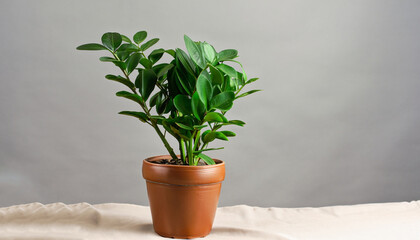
1 201 419 239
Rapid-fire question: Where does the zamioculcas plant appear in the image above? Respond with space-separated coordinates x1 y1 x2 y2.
77 30 260 238
77 31 260 166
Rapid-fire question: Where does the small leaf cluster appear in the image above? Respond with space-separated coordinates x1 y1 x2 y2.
77 31 260 165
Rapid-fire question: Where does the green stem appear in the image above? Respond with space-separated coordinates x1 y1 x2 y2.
180 138 186 164
188 138 194 165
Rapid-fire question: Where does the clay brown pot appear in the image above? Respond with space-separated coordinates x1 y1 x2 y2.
142 155 225 239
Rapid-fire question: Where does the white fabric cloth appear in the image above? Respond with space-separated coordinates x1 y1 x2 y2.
0 201 419 239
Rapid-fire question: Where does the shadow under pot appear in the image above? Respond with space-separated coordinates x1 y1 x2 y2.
142 155 225 239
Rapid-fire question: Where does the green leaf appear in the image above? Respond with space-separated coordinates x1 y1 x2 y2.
133 31 147 44
191 92 205 120
227 120 245 126
197 153 216 165
105 74 134 89
118 111 148 122
101 32 122 51
126 53 141 74
173 95 192 115
116 43 139 53
211 91 235 111
246 78 259 84
112 60 126 70
194 147 224 154
174 69 193 96
220 131 236 137
203 131 216 143
203 42 216 63
141 69 157 100
76 43 108 51
216 64 238 78
215 132 229 141
149 92 161 108
135 69 143 88
157 64 174 78
121 35 132 43
165 49 176 57
139 58 153 69
218 49 238 61
204 112 227 123
236 89 261 99
99 56 117 62
196 72 213 109
175 48 196 76
116 91 144 105
193 124 208 130
184 35 206 69
176 122 194 130
140 38 159 51
209 65 223 85
149 48 165 63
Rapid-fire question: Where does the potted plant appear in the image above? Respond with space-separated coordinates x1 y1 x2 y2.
77 30 260 238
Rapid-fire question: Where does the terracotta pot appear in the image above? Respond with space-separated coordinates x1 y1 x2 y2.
142 155 225 239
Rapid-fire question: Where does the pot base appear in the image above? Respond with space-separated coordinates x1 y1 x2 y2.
143 155 225 239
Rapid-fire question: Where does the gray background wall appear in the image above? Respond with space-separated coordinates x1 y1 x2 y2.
1 0 419 208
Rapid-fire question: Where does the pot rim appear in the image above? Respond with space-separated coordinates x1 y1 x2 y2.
142 155 225 185
143 155 224 168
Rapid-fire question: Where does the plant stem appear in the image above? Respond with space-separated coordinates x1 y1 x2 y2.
180 138 186 164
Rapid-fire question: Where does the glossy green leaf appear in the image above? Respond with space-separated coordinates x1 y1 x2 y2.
176 122 193 130
118 111 148 122
193 124 208 130
133 31 147 44
197 153 216 165
194 147 224 154
139 58 153 69
203 42 216 63
173 95 192 115
99 56 117 62
116 91 144 104
246 78 259 84
218 49 238 61
101 32 122 51
76 43 108 51
116 43 139 53
135 69 143 88
216 64 238 78
149 48 165 63
209 65 223 85
175 48 196 76
196 72 213 109
165 49 176 57
204 112 227 123
149 92 161 108
215 132 229 141
105 74 134 89
211 91 235 111
227 120 245 126
112 60 126 70
191 92 205 120
184 35 206 69
203 132 216 144
157 64 174 78
220 131 236 137
157 97 169 115
141 69 157 100
121 35 132 43
236 89 261 99
126 53 141 74
140 38 159 51
201 130 211 141
174 69 193 96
